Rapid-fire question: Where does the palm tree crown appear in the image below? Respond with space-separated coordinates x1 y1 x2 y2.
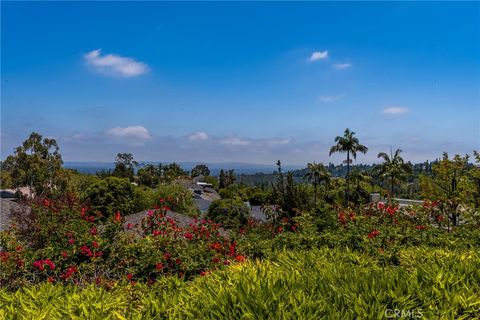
304 162 331 206
329 128 368 204
375 148 412 197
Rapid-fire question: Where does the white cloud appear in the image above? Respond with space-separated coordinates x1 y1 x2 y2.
333 63 351 70
106 125 152 139
263 138 291 146
220 137 251 146
309 50 329 62
84 49 149 77
382 106 409 115
318 95 341 103
188 131 208 141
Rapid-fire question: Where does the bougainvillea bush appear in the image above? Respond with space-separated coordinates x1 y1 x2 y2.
0 197 246 289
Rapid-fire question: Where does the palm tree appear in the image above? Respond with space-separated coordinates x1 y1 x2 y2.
329 128 368 204
349 169 373 204
304 162 331 206
375 148 412 197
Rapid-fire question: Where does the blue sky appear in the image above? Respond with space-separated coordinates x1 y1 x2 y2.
1 2 479 165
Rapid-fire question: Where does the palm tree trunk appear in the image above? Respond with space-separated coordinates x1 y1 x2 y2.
346 151 350 205
391 177 394 198
314 182 317 207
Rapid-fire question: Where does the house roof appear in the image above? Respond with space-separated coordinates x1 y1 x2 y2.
0 199 31 232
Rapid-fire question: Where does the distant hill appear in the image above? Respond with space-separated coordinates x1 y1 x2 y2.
63 161 303 175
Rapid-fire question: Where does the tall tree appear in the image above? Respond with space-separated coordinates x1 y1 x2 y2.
329 128 368 204
218 170 226 189
137 164 160 188
419 153 473 226
375 148 412 197
191 164 210 178
113 153 138 181
2 132 63 198
304 162 331 206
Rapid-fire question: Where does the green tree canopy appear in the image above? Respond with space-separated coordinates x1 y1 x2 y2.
113 153 138 181
2 132 63 197
191 164 210 178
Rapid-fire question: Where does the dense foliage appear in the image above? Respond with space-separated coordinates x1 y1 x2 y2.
2 248 479 319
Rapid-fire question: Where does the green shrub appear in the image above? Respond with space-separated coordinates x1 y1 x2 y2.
155 183 197 216
206 199 250 229
82 177 139 218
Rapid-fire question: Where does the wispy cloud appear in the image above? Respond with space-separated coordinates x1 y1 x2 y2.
84 49 149 77
188 131 208 141
219 137 251 146
262 138 291 146
318 95 341 103
333 62 351 70
382 106 409 115
309 50 329 62
106 125 152 139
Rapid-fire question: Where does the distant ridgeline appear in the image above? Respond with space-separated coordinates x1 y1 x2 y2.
64 160 442 187
63 161 303 176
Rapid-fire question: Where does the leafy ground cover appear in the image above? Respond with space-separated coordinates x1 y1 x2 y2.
1 248 479 319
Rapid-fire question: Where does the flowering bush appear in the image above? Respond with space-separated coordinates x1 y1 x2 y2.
0 199 247 289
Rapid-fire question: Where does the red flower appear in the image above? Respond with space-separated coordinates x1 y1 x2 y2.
68 239 75 245
163 253 171 260
223 260 231 265
148 210 154 217
92 241 99 248
81 245 93 257
235 255 246 262
348 212 356 221
200 271 207 276
277 227 283 233
386 206 397 216
34 259 55 271
435 215 444 222
43 199 51 207
152 230 161 236
210 242 222 251
228 242 236 256
338 212 346 225
90 227 97 236
155 263 164 271
415 225 428 230
16 259 24 267
377 202 385 210
47 277 55 283
212 257 220 263
367 230 380 239
114 211 122 223
62 251 68 258
127 274 133 280
61 266 77 280
127 223 132 229
184 232 193 240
